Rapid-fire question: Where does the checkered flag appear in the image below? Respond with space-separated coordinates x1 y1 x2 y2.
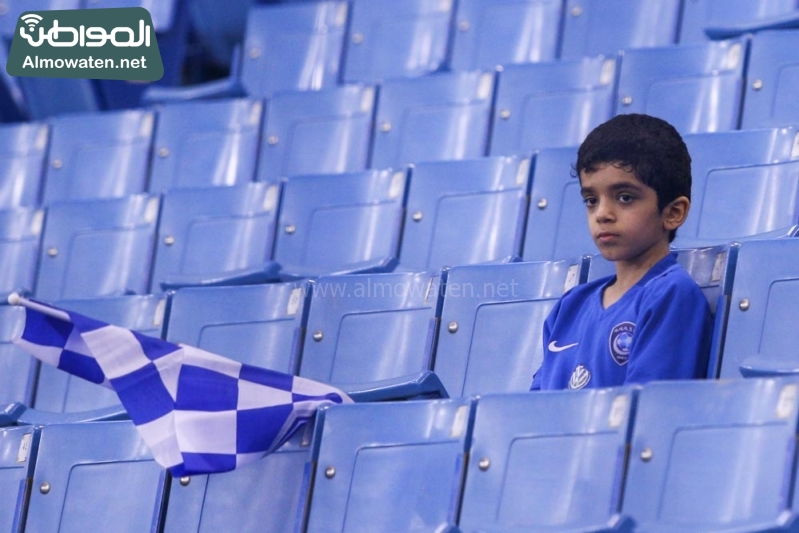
8 294 351 476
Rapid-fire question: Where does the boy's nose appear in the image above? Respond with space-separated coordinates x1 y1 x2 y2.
594 199 614 222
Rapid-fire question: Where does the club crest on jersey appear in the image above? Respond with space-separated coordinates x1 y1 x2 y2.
569 365 591 390
609 321 635 365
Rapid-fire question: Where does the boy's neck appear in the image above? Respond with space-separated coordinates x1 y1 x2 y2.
604 243 671 308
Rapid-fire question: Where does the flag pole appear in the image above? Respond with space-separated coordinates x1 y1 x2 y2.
7 292 72 322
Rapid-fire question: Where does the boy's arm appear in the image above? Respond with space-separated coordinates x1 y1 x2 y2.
530 298 561 391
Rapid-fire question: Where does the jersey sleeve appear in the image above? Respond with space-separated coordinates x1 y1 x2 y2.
530 296 561 391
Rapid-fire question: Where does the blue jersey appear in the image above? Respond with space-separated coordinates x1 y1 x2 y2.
531 253 712 390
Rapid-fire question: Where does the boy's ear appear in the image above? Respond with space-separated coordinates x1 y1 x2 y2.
662 196 690 231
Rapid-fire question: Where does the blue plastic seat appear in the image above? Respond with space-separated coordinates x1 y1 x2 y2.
741 30 799 129
300 270 446 400
164 282 309 375
150 182 279 291
34 194 160 300
0 207 43 301
0 306 38 407
489 56 617 156
0 425 39 532
560 0 682 59
397 156 530 272
680 0 799 42
370 71 495 169
304 398 473 533
256 85 375 184
342 0 453 83
272 170 406 279
0 41 26 122
458 389 635 532
23 420 167 532
0 122 48 209
615 38 748 134
622 378 799 532
449 0 563 70
148 98 262 192
42 110 155 204
435 259 586 397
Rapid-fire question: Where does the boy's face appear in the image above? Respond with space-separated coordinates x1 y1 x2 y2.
579 163 675 266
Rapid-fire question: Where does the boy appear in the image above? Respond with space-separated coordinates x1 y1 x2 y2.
531 114 713 390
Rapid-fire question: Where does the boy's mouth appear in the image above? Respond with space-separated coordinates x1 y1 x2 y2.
596 232 619 244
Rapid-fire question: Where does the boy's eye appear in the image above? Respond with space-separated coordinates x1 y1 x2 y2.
618 193 635 203
583 197 597 207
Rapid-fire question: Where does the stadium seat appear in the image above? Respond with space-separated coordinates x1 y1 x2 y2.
31 294 166 415
300 270 447 400
42 110 155 204
680 0 799 42
615 38 748 134
23 420 167 532
164 282 309 375
449 0 564 70
163 425 313 533
0 122 48 209
559 0 682 59
342 0 453 83
303 398 474 532
272 170 406 279
0 425 39 533
0 41 26 122
397 156 530 272
147 98 262 192
0 305 38 407
256 85 376 184
370 71 495 169
0 207 43 301
435 258 586 397
741 30 799 129
458 388 635 532
34 194 160 300
489 56 617 156
150 182 279 291
622 378 799 531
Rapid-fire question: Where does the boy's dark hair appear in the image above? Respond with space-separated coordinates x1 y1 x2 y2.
575 113 692 242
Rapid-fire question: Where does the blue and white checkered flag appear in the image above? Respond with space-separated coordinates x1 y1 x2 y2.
8 294 351 476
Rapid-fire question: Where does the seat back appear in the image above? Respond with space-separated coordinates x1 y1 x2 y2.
256 85 375 184
0 426 39 533
436 259 585 397
623 378 799 531
342 0 453 83
399 156 529 271
35 194 159 300
42 110 155 204
615 38 747 134
741 30 799 129
449 0 563 70
304 398 473 533
460 389 635 531
489 56 617 155
240 2 348 97
0 305 38 407
370 71 494 169
0 207 43 300
165 282 309 375
148 98 262 192
0 122 48 209
680 0 799 42
300 271 442 386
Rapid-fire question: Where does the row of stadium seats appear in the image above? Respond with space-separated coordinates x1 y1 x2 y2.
4 377 799 532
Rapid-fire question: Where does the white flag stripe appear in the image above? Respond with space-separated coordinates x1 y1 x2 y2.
14 338 64 368
175 410 238 454
181 344 243 379
81 325 154 380
238 380 293 410
152 349 183 401
136 412 182 469
64 326 94 358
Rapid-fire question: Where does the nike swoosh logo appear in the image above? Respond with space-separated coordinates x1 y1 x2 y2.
548 341 578 352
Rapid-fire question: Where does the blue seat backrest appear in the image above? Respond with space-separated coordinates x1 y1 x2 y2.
0 306 38 407
42 110 155 204
0 426 39 533
24 420 167 532
0 207 43 300
623 378 799 531
304 398 473 533
165 282 309 375
148 98 262 192
398 156 530 272
741 30 799 129
460 388 635 531
256 85 376 184
615 38 748 134
240 2 348 97
0 122 48 209
35 194 160 300
490 56 617 156
680 0 799 42
370 71 495 169
300 271 442 386
342 0 453 83
449 0 563 70
273 170 406 278
150 182 279 292
560 0 681 59
436 259 585 397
